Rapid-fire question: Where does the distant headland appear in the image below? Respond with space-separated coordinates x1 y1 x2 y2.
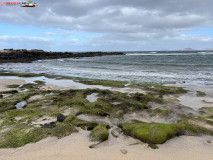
0 49 125 63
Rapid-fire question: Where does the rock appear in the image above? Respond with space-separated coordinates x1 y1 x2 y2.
120 149 128 154
87 126 95 131
98 112 109 117
148 143 159 149
57 114 66 122
89 124 109 142
28 95 43 102
111 128 122 138
0 49 125 63
15 101 27 109
144 106 149 110
89 142 102 149
41 122 56 128
87 124 98 131
115 110 124 117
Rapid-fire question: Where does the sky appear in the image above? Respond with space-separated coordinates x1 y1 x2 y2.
0 0 213 51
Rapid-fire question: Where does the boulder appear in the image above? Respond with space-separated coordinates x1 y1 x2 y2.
89 124 109 142
57 114 66 122
15 101 27 109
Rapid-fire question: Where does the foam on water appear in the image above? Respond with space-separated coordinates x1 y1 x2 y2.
0 52 213 85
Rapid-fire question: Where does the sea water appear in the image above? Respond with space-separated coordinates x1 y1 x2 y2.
0 52 213 85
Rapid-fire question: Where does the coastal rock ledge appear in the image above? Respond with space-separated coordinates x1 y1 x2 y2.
0 49 125 63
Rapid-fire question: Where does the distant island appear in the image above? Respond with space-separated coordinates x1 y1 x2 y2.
0 49 125 63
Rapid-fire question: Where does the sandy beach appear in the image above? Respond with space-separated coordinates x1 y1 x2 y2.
0 129 213 160
0 77 213 160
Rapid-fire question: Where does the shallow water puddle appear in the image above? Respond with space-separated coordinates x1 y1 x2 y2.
15 101 27 109
0 76 147 93
86 93 99 103
177 93 213 110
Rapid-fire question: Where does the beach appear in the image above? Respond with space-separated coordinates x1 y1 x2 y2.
0 75 213 160
1 0 213 159
0 129 213 160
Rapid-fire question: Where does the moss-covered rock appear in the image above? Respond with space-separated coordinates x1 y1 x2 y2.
196 91 206 97
64 114 97 130
119 122 182 144
0 90 18 94
89 124 109 142
0 123 77 148
120 121 213 145
153 108 171 117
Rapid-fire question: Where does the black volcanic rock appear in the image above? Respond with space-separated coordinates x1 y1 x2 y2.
57 114 66 122
0 49 125 63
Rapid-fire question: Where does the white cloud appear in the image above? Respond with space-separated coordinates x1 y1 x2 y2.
0 35 51 42
0 0 213 50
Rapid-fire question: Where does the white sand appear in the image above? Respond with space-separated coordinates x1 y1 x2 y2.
0 130 212 160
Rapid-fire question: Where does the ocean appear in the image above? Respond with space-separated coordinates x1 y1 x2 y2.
0 52 213 85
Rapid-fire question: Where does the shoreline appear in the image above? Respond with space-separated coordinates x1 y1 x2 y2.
0 73 213 160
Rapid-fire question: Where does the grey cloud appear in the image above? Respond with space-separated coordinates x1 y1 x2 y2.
0 0 213 50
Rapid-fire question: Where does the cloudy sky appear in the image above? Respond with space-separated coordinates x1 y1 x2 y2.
0 0 213 51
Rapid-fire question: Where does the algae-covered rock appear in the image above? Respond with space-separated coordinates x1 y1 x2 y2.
89 124 109 142
119 122 182 144
64 114 97 130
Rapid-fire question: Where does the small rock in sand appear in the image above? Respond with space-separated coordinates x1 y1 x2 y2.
111 128 122 138
120 149 128 154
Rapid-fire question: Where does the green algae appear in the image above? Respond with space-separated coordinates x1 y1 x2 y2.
34 80 45 85
0 72 44 78
0 90 18 94
78 79 127 88
0 77 211 149
196 91 206 97
131 82 187 95
120 122 182 144
153 108 172 117
0 92 36 113
120 121 213 145
89 124 109 142
6 85 20 88
0 123 77 148
51 89 159 117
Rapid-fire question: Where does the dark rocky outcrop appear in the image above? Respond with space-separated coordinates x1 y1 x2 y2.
0 49 125 63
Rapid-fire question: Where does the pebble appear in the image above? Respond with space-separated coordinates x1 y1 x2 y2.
120 149 128 154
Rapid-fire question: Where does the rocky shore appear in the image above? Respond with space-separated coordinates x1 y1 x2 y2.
0 49 125 63
0 73 213 160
